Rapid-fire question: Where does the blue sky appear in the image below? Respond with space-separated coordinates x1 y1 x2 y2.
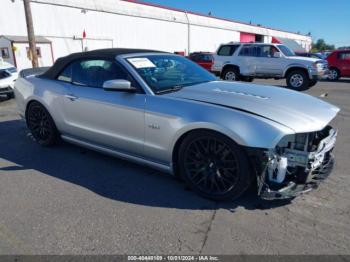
142 0 350 47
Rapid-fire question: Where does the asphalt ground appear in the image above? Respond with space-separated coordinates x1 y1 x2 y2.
0 78 349 255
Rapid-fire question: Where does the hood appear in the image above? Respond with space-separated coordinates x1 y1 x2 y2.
288 56 323 63
165 81 340 133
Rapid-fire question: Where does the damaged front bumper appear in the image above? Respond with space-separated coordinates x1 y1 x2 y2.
257 126 337 200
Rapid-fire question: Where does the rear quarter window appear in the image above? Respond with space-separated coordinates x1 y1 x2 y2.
217 45 239 56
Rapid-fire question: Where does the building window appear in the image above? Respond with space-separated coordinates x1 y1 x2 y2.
0 48 10 59
26 47 42 59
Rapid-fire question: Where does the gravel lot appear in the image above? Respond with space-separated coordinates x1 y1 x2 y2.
0 79 349 255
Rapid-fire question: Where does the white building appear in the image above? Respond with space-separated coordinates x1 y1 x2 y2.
0 0 312 70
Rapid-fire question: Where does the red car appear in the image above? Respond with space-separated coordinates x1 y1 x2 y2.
327 50 350 80
188 52 214 71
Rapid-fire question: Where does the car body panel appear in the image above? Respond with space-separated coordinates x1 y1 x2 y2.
188 52 214 71
0 62 18 94
14 50 339 180
212 43 328 79
327 50 350 77
165 81 339 133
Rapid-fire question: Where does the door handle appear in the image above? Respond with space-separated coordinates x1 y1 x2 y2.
65 94 78 101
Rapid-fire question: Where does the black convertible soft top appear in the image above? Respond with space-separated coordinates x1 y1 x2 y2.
40 48 165 79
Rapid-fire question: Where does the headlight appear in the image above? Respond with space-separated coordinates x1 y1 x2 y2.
311 62 324 70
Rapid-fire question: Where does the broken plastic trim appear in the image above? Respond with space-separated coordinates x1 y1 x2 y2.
257 127 337 200
259 154 334 200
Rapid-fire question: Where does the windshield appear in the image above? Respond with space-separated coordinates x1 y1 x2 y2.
7 67 17 73
126 55 216 94
0 70 11 79
277 45 295 57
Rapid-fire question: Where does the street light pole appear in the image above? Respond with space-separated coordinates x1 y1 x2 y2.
23 0 39 68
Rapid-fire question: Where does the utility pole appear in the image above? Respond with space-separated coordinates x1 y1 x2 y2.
23 0 39 68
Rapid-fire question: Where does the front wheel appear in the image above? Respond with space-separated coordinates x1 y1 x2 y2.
26 101 59 146
178 130 253 201
286 70 310 90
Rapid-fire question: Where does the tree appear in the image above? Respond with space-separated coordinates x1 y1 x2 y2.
311 39 335 53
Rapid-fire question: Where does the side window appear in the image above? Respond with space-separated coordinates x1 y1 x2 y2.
190 54 200 62
202 54 213 62
57 64 72 82
239 45 257 57
256 45 278 58
339 52 350 60
57 59 138 89
217 45 238 56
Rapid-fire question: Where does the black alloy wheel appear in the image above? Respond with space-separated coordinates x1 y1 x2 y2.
178 130 252 200
26 101 59 146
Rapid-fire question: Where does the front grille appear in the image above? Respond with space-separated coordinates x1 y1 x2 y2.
0 87 11 92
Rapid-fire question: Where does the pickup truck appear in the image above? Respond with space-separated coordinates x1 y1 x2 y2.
212 43 329 90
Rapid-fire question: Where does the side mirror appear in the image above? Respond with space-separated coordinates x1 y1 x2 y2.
273 52 282 58
103 79 136 92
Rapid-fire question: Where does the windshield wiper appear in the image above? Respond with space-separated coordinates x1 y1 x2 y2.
155 80 212 95
155 85 184 94
182 80 211 87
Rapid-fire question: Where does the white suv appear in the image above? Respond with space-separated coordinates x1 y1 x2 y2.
0 60 18 98
212 43 328 90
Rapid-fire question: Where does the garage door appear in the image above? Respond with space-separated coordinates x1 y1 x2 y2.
240 33 256 43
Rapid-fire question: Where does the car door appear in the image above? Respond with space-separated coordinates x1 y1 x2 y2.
235 44 258 76
57 59 146 157
338 51 350 76
255 45 284 76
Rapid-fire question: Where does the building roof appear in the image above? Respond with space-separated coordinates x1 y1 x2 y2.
29 0 311 41
0 35 51 43
122 0 308 38
41 48 166 79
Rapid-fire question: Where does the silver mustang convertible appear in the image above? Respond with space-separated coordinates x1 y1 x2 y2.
14 49 340 201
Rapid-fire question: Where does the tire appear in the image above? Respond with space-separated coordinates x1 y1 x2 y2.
286 69 310 90
328 68 340 81
222 67 240 81
26 101 59 146
242 76 254 82
308 79 318 88
178 130 253 201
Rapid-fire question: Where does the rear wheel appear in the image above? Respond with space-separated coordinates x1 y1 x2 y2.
286 69 310 90
178 130 253 201
222 67 240 81
26 101 59 146
328 68 340 81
